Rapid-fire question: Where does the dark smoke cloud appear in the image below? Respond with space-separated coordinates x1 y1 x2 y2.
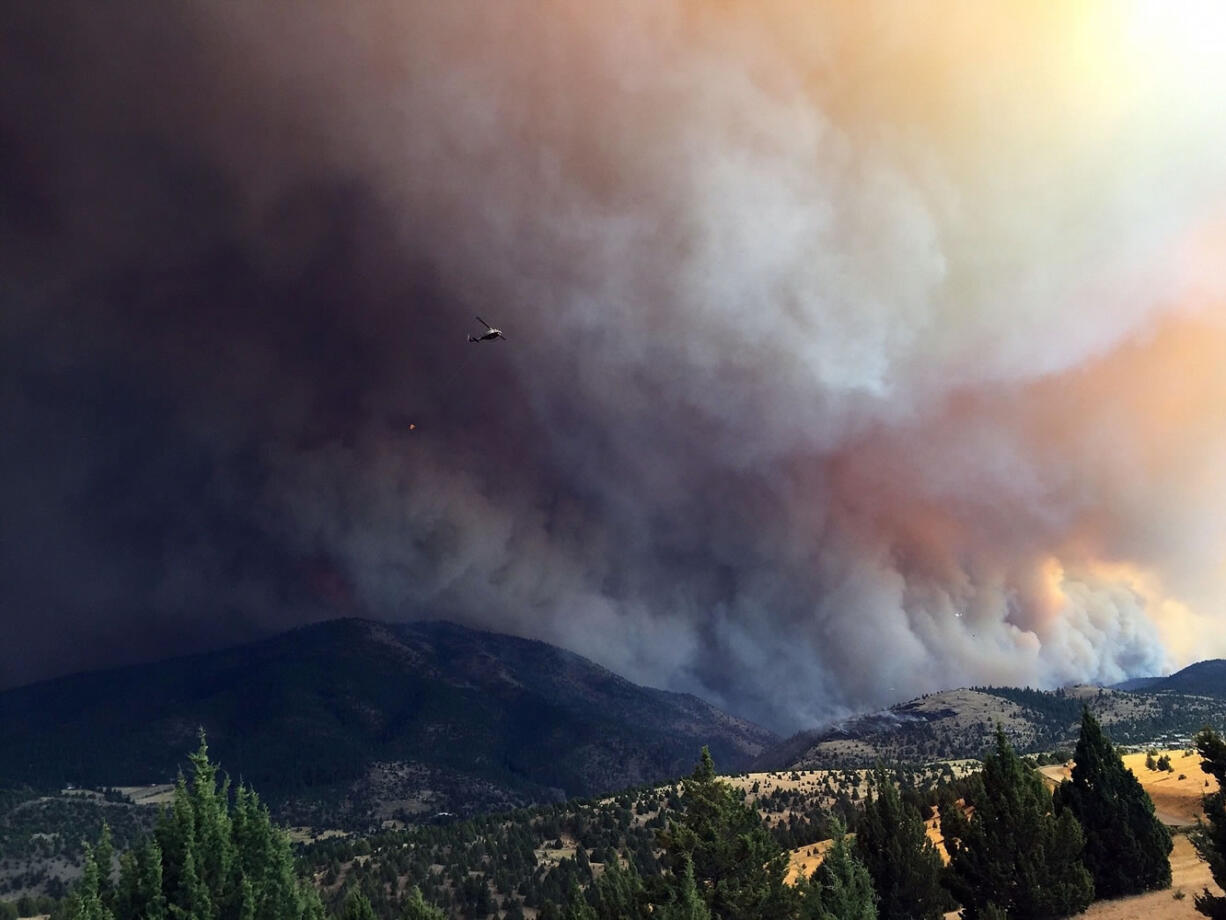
5 1 1226 731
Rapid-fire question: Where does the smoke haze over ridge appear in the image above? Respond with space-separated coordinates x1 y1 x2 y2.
5 0 1226 730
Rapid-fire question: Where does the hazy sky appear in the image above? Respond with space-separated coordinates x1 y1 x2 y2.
5 1 1226 731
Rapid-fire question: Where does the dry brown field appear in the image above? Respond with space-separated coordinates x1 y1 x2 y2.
786 747 1224 920
1039 749 1219 828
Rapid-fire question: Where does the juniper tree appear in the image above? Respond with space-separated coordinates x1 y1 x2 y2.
95 822 115 908
66 843 115 920
339 888 378 920
561 879 598 920
588 857 649 920
400 885 447 920
73 732 329 920
655 856 711 920
1052 709 1171 898
854 766 943 920
799 819 876 920
942 728 1093 920
1191 727 1226 919
656 747 794 920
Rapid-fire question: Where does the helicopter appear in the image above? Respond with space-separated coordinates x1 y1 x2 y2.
467 316 506 343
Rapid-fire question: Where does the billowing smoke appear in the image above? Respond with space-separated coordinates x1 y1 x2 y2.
5 1 1226 730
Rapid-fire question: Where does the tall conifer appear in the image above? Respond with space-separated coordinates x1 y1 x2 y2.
71 733 333 920
854 767 943 920
655 857 710 920
657 748 793 920
68 843 115 920
942 728 1093 920
1192 727 1226 919
400 885 447 920
800 819 876 920
339 888 377 920
1053 709 1171 898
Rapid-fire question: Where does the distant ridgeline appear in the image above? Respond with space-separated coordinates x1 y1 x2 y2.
755 668 1226 771
0 618 776 828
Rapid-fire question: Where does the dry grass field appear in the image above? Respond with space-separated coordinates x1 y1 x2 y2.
114 784 175 806
1078 834 1215 920
1039 749 1218 828
783 748 1224 920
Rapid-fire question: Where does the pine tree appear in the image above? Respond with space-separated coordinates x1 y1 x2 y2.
561 879 598 920
95 822 116 911
67 843 115 920
400 885 446 920
655 857 711 920
1191 727 1226 919
854 767 942 920
117 838 168 920
70 733 325 920
339 888 377 920
799 820 876 920
177 841 213 920
942 728 1093 920
154 772 196 911
1053 709 1172 898
657 748 794 920
589 858 649 920
184 734 236 913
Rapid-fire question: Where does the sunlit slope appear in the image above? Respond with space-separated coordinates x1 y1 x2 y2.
761 684 1226 769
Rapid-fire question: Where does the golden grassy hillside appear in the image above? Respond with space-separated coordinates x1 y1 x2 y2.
1039 749 1219 828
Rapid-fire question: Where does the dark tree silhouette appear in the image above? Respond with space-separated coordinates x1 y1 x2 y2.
1053 709 1172 898
1192 727 1226 919
942 728 1093 920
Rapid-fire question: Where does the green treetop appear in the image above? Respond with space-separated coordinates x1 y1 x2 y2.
854 766 944 920
400 885 446 920
657 747 794 920
67 732 334 920
799 819 876 920
1053 708 1172 898
1192 727 1226 919
655 856 711 920
942 727 1093 920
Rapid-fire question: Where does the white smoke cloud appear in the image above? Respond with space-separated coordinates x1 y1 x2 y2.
9 0 1226 728
220 0 1226 728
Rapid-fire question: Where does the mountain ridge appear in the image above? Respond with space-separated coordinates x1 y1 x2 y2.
0 617 776 827
756 677 1226 771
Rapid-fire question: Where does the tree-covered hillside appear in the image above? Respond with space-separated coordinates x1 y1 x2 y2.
760 684 1226 769
0 619 775 828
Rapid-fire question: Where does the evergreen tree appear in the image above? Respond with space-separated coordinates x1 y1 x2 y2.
116 839 167 920
95 822 116 911
1052 709 1172 898
942 728 1093 920
657 748 794 920
1191 727 1226 919
400 886 446 920
799 820 876 920
184 735 235 913
561 879 597 920
589 858 649 920
338 888 377 920
655 857 711 920
67 843 115 920
854 767 942 920
176 843 213 920
70 733 324 920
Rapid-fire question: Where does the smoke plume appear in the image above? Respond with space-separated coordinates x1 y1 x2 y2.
5 0 1226 730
